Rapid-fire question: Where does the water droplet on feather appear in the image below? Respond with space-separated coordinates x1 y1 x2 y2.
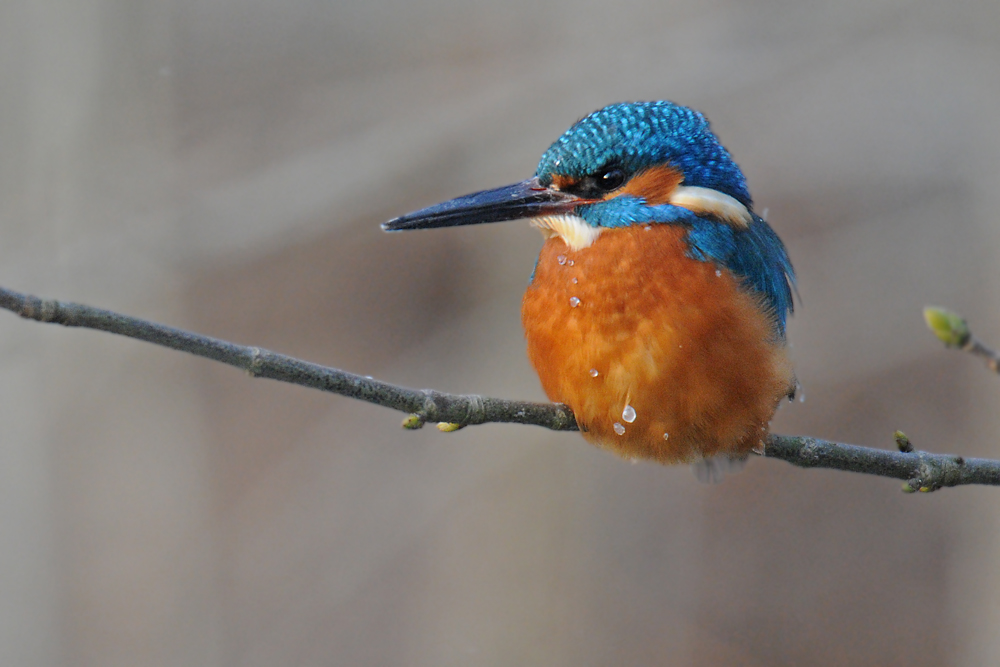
613 423 626 436
569 296 581 307
622 405 636 423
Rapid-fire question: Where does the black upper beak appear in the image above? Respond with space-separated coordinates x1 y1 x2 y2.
382 177 584 231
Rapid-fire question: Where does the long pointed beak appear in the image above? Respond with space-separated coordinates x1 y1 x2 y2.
382 177 584 231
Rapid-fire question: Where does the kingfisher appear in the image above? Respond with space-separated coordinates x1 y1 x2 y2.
383 101 795 475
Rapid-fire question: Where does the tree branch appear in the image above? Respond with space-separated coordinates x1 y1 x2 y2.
2 284 997 491
763 434 1000 492
0 286 577 433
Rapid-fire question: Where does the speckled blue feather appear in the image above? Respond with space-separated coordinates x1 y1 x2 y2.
534 101 794 335
536 101 751 206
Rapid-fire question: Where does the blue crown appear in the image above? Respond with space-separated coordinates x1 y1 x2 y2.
535 101 752 207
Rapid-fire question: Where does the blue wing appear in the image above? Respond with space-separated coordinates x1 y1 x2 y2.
684 214 795 336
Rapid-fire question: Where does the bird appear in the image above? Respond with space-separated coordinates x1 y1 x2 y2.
382 101 795 478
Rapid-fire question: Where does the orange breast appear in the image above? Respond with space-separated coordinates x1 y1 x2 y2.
521 224 793 464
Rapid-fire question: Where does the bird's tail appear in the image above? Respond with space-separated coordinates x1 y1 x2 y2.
692 454 748 483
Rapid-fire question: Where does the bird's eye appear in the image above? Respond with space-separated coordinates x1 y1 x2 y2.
597 168 626 191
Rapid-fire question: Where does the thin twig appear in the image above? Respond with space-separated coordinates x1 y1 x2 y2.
962 337 1000 374
2 284 997 490
924 306 1000 374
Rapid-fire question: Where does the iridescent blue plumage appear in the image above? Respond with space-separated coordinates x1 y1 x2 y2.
534 101 795 336
536 101 752 205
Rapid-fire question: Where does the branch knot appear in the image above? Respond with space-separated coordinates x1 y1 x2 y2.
463 394 486 425
21 295 60 323
246 347 265 377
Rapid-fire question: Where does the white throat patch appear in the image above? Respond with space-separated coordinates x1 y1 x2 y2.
530 214 603 251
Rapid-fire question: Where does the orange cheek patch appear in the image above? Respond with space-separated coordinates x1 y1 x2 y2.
550 174 578 191
611 165 683 205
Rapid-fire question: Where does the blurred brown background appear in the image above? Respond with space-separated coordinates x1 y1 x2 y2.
2 0 999 665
